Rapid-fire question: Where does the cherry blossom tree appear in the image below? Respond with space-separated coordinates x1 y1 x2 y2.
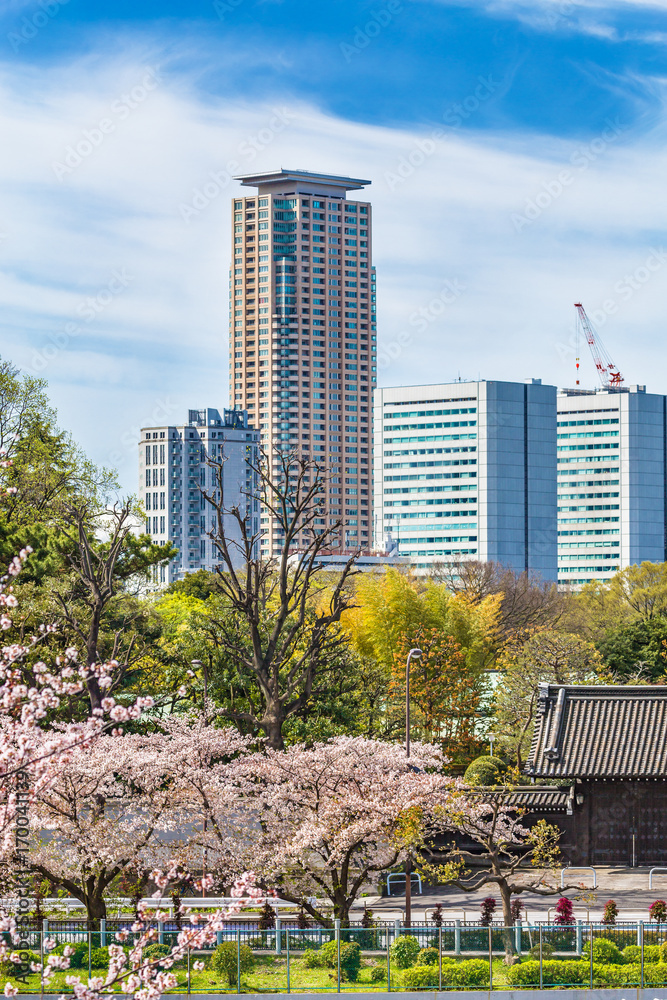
23 731 186 925
201 736 456 926
0 547 270 1000
423 784 578 960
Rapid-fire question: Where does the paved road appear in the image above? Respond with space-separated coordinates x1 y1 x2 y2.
350 867 667 922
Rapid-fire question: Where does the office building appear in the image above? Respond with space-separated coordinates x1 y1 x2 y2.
229 168 377 559
373 380 558 578
139 408 260 584
557 385 667 587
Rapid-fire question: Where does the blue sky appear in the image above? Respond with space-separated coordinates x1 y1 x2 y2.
1 0 667 491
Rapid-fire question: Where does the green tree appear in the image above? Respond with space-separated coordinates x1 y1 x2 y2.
0 359 116 579
596 616 667 682
8 501 176 721
492 630 602 769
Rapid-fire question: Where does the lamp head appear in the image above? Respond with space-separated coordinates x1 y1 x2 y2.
409 648 423 659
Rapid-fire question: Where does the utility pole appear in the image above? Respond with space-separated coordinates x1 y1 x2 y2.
404 648 422 928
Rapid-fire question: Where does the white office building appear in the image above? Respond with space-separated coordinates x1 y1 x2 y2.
557 385 667 587
373 380 558 579
139 408 260 584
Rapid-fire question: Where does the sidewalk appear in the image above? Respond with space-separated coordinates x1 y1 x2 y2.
351 867 667 923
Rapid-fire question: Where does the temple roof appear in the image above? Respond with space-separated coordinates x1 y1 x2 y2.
526 683 667 779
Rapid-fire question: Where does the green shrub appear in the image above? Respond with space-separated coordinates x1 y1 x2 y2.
302 948 325 969
507 960 590 986
56 942 89 968
209 942 254 986
444 959 489 987
90 947 110 968
464 755 505 786
403 959 488 990
319 940 361 981
142 943 171 965
640 963 667 985
417 947 439 966
582 938 625 964
624 944 661 963
592 963 667 986
661 941 667 963
507 960 664 988
402 964 439 989
528 942 553 959
390 934 421 968
0 951 38 978
370 964 386 982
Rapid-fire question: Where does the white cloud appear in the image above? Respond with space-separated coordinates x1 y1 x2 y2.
2 50 667 493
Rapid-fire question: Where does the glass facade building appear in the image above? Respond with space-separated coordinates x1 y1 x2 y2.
557 385 667 587
373 379 558 579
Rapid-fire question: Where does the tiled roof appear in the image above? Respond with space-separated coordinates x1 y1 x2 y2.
526 683 667 779
466 785 572 812
509 787 572 812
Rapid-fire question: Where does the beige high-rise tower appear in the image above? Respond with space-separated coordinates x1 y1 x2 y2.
229 169 377 559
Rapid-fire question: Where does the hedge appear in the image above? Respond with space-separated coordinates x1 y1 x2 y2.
402 959 488 990
507 960 667 988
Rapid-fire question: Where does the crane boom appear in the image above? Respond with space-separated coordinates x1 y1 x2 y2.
574 302 623 389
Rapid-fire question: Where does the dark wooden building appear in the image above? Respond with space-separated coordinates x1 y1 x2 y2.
523 683 667 866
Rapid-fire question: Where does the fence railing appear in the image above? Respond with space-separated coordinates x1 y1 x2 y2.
4 922 667 993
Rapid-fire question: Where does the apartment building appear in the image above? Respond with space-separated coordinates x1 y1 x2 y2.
373 379 558 579
139 408 260 584
557 385 667 587
229 168 377 559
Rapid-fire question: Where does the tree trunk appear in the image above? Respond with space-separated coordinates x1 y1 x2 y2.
333 889 351 927
498 880 515 964
83 885 108 929
261 704 285 750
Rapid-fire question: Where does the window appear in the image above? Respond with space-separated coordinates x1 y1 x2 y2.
145 493 151 510
160 492 165 510
145 446 151 464
159 444 165 463
152 444 158 464
145 470 150 487
159 516 165 533
153 516 158 534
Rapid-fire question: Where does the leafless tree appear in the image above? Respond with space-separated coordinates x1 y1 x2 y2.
433 560 563 641
201 447 358 749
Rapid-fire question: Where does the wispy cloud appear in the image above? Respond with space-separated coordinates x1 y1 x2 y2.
2 44 667 492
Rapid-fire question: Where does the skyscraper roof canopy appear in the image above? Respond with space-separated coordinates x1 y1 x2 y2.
233 168 371 191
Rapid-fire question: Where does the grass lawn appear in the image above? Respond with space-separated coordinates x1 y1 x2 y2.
1 954 516 994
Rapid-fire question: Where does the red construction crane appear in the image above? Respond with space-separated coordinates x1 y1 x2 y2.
574 302 624 389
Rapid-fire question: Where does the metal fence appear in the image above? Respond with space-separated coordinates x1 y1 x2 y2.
4 922 667 993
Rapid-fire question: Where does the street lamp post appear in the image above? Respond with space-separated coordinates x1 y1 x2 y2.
191 659 207 896
404 647 422 928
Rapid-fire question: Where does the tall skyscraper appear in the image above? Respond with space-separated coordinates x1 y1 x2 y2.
139 407 260 584
373 379 558 579
557 385 667 587
229 169 377 559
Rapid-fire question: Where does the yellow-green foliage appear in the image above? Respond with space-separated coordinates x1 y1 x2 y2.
343 569 499 671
